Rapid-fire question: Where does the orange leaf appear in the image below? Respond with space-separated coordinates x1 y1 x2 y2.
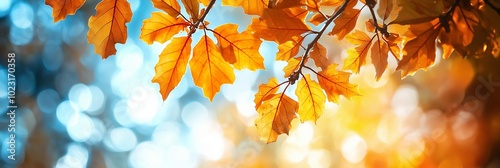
343 30 373 73
45 0 86 22
365 19 375 32
329 8 362 40
255 93 298 143
376 0 397 21
151 0 182 17
371 39 389 80
283 57 301 78
396 22 440 77
87 0 132 59
318 64 361 103
254 78 280 109
212 24 265 70
310 42 329 70
249 8 311 44
273 0 305 9
222 0 269 16
308 13 326 26
152 37 192 100
190 35 235 101
391 0 443 25
181 0 200 21
276 36 303 61
386 33 402 59
296 74 326 123
140 12 189 45
319 0 342 6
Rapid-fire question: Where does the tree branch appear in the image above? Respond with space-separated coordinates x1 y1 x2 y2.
291 0 350 83
190 0 217 35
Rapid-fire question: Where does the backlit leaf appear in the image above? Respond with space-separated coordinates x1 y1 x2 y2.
318 64 361 103
191 35 235 101
396 21 440 77
276 36 304 61
151 0 181 17
254 78 280 109
371 39 389 80
152 37 192 100
296 74 326 123
140 12 189 44
310 42 330 70
308 13 327 26
87 0 132 58
255 93 298 143
222 0 269 16
343 30 373 73
391 0 443 25
249 8 311 44
181 0 200 21
329 8 362 40
213 24 265 70
283 57 301 78
45 0 86 22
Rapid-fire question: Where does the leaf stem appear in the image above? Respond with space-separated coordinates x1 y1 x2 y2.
190 0 217 35
293 0 350 81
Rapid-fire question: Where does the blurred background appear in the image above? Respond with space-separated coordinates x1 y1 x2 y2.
1 0 500 167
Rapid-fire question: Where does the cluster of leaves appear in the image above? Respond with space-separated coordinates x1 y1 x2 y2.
46 0 499 143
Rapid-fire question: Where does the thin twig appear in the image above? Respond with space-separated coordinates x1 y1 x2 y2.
190 0 217 35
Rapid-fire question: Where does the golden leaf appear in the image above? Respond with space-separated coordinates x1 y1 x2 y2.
296 74 326 123
45 0 86 22
140 12 189 44
255 93 298 143
318 64 361 103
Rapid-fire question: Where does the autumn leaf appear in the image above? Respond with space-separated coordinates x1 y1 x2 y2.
391 0 443 25
254 78 280 109
273 0 305 9
318 64 361 103
365 19 375 32
343 30 373 73
212 24 265 70
308 13 327 26
276 36 304 61
310 42 330 70
283 57 301 78
386 33 402 59
140 12 189 44
397 21 440 77
45 0 86 22
181 0 200 21
255 93 298 143
199 0 210 6
151 0 181 17
329 7 362 40
249 8 311 44
376 0 398 22
190 35 235 101
371 39 389 80
152 37 192 100
87 0 132 59
296 74 326 123
222 0 269 16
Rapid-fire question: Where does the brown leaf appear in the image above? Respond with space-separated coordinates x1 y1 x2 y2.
310 42 330 70
371 39 389 80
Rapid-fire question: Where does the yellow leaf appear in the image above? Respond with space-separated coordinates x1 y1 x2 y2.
371 39 389 80
199 0 210 6
255 93 298 143
397 21 440 77
140 12 189 45
320 0 342 6
318 64 361 103
152 37 192 100
87 0 132 58
329 8 362 40
222 0 269 15
151 0 181 17
45 0 86 22
308 13 326 26
249 8 311 44
276 36 303 61
254 78 280 109
283 57 301 78
310 42 329 70
190 35 235 101
212 24 265 70
343 30 373 73
181 0 200 21
296 74 326 123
